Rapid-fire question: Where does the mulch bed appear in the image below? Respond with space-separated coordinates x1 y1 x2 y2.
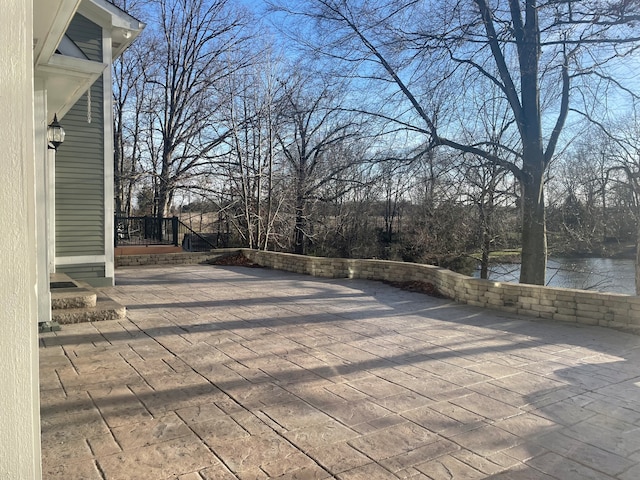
210 254 445 297
209 253 261 267
384 280 447 298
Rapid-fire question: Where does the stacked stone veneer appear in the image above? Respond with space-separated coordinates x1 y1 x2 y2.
115 248 640 333
240 250 640 334
115 251 233 267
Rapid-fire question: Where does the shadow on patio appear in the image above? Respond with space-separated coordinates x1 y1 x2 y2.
40 264 640 479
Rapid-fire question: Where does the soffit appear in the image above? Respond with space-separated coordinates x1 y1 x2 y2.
33 0 82 66
35 54 106 122
33 0 143 121
77 0 145 60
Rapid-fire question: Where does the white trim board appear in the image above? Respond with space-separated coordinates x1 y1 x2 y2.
102 27 115 284
55 255 106 266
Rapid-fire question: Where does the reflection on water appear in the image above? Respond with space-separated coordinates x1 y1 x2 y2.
474 257 636 295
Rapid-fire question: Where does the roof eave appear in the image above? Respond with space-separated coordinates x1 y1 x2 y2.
79 0 145 60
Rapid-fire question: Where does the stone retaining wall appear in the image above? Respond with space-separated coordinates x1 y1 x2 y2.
240 249 640 334
115 250 238 267
115 248 640 333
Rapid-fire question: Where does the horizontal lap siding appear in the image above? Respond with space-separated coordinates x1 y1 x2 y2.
55 14 105 259
57 264 108 286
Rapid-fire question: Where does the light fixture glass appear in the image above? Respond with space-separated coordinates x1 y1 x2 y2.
47 114 65 150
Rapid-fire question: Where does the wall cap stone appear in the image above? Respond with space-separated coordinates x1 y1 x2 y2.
117 248 638 334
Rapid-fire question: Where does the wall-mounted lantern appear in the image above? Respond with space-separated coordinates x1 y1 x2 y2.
47 114 65 150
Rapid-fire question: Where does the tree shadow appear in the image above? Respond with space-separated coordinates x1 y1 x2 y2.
41 264 640 477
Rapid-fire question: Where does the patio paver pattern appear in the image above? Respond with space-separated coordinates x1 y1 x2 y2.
39 265 640 479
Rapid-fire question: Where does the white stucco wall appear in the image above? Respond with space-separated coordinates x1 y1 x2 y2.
35 84 53 324
0 0 42 478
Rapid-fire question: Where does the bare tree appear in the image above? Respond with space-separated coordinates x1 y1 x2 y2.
142 0 252 219
546 135 614 255
312 162 380 258
378 160 412 245
220 48 285 250
113 33 147 217
275 73 363 254
113 0 148 217
272 0 640 284
604 113 640 294
463 158 513 278
458 83 517 278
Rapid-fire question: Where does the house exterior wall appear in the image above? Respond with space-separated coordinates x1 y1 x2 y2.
58 263 106 281
66 12 103 62
55 13 111 286
35 83 52 324
0 0 42 477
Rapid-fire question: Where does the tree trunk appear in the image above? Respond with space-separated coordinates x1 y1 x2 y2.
478 201 489 279
114 124 123 217
294 203 305 255
155 147 173 242
519 174 547 285
156 184 171 218
263 122 274 251
480 241 490 279
154 185 169 243
294 162 307 255
125 157 135 217
517 0 547 285
478 168 497 280
157 146 173 220
636 219 640 295
480 207 490 280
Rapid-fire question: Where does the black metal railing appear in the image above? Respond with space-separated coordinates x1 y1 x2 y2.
115 216 218 252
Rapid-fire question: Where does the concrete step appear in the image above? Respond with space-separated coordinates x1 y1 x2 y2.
51 288 97 310
52 297 126 324
49 273 126 325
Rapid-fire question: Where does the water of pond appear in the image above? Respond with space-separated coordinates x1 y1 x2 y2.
474 257 636 295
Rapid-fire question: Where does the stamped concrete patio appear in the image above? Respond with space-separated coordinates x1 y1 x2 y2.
40 264 640 479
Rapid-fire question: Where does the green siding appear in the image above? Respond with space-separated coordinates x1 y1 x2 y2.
56 264 112 287
65 14 102 62
55 13 105 258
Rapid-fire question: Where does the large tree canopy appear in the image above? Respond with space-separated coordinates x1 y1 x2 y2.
113 0 640 290
138 0 252 218
273 0 640 284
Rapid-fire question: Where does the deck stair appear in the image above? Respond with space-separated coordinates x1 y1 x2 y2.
50 273 126 325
